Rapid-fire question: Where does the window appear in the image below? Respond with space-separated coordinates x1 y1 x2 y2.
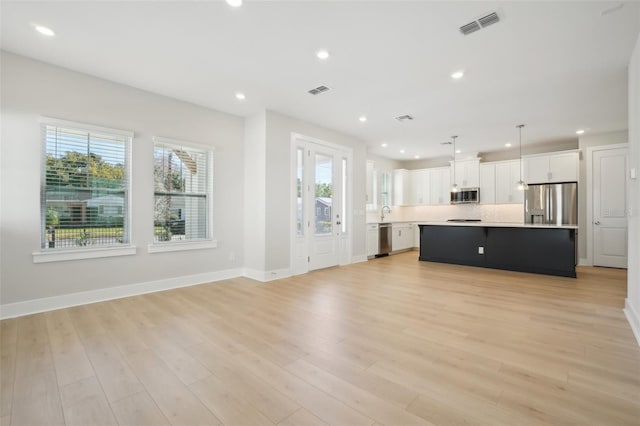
41 120 131 250
153 138 212 244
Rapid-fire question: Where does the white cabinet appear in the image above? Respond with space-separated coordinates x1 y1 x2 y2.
392 223 414 251
480 160 524 204
495 160 524 204
523 151 579 184
429 167 451 205
479 163 496 204
451 159 480 188
366 223 379 257
393 169 410 206
409 169 430 205
366 161 374 206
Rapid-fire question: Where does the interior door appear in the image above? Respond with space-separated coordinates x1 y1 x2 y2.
593 147 628 268
308 145 343 271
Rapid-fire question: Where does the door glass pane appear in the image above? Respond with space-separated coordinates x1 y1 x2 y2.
296 148 304 236
342 157 347 234
315 153 333 235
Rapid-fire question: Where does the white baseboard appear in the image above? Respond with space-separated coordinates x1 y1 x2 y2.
624 298 640 347
0 268 243 320
578 258 590 266
242 267 292 282
351 254 368 264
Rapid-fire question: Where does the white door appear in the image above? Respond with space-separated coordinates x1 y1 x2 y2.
294 142 350 272
593 147 628 268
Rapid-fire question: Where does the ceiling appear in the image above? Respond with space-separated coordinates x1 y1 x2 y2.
2 1 639 160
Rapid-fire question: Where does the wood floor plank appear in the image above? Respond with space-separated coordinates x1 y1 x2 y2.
0 319 17 418
59 377 117 426
234 351 374 426
189 373 275 425
277 408 328 426
110 391 170 426
11 315 65 426
124 349 222 426
285 358 430 425
44 310 95 387
78 334 145 404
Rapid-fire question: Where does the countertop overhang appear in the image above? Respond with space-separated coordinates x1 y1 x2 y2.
417 221 578 229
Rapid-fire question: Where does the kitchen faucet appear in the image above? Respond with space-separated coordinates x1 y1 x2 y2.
381 205 391 222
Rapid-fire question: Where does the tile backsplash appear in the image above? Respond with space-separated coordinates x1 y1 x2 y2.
366 204 524 223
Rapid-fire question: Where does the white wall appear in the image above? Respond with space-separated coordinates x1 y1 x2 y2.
243 112 266 272
626 33 640 345
578 130 629 262
0 52 245 307
265 110 368 271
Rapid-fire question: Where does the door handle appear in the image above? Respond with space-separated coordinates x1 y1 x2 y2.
594 220 601 225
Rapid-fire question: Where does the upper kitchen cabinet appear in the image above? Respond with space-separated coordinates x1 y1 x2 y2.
450 159 480 188
366 161 375 208
479 163 496 204
495 160 524 204
393 169 410 206
523 151 579 184
410 169 430 205
429 167 451 205
479 160 523 204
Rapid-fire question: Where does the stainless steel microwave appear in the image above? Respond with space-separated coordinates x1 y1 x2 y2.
450 187 480 204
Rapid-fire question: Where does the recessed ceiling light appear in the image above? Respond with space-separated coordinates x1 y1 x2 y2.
456 149 461 154
316 49 330 60
414 155 420 159
359 116 367 122
381 143 388 148
34 25 55 37
505 143 512 147
400 149 405 154
226 0 242 7
235 92 246 100
576 129 585 135
451 70 464 79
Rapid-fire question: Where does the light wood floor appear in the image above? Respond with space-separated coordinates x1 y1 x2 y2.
1 252 639 426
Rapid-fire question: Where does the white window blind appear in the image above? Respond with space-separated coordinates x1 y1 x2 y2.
41 122 131 249
153 139 212 243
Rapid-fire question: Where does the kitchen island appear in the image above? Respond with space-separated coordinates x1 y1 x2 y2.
418 222 577 278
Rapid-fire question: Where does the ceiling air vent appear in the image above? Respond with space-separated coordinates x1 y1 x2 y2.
308 85 330 95
460 11 500 35
395 115 414 122
459 21 481 35
478 12 500 28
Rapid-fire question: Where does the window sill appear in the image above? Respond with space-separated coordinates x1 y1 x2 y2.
33 245 137 263
147 239 218 253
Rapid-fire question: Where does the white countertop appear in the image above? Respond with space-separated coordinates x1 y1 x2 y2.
417 221 578 229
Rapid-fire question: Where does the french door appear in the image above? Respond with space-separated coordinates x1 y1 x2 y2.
292 138 351 274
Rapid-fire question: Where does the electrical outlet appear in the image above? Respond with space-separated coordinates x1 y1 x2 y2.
478 246 484 254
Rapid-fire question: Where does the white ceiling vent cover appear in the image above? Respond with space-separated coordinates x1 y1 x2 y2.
395 115 414 122
459 21 481 35
460 11 500 35
308 85 330 95
478 12 500 28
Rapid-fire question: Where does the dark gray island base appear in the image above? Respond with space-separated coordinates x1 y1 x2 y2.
419 224 577 278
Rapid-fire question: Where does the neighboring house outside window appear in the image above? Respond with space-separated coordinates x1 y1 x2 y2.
153 137 213 244
41 120 131 250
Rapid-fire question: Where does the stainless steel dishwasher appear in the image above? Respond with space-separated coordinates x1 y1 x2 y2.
378 223 392 256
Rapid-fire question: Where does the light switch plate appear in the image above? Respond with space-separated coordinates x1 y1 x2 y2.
478 246 484 254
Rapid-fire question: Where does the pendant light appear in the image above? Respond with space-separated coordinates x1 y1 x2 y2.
516 124 528 191
451 135 459 193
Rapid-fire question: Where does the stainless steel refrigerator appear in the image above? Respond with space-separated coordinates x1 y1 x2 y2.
524 182 578 225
